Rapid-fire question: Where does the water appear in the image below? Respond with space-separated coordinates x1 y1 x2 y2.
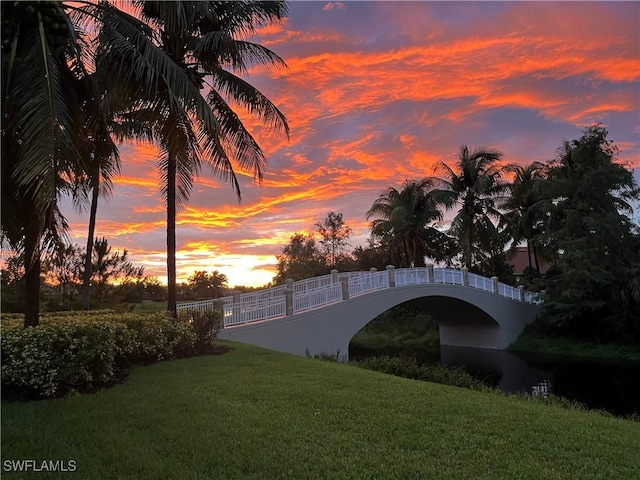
349 344 640 417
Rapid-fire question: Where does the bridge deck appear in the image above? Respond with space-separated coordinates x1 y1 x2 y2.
178 266 540 328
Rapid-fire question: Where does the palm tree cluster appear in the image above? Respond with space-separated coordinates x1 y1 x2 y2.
368 130 638 284
367 146 520 277
366 126 640 342
2 1 289 327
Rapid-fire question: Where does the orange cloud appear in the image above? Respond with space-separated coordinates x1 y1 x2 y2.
54 2 639 288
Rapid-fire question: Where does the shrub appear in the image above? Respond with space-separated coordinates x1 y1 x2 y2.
355 355 487 390
1 310 221 399
114 312 196 363
1 323 122 398
177 310 222 355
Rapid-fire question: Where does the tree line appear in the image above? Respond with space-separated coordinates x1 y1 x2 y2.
1 236 233 312
275 126 640 344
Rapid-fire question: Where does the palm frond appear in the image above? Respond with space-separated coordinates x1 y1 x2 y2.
196 35 287 74
210 68 289 138
205 89 265 182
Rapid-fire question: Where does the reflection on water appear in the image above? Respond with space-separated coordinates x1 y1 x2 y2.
531 380 552 398
440 346 640 416
440 346 550 396
350 343 640 416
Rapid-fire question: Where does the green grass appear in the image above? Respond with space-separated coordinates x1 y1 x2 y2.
2 342 639 479
509 332 640 364
131 301 168 313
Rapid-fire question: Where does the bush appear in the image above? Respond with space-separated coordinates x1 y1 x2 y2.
177 310 222 355
1 310 221 399
114 312 196 363
1 323 124 398
355 355 487 390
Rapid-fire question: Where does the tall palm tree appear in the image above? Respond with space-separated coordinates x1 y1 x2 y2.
366 178 447 267
2 1 94 326
79 73 124 310
130 1 290 316
501 162 548 278
434 145 514 270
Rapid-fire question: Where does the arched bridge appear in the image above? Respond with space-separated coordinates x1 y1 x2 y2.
178 266 542 360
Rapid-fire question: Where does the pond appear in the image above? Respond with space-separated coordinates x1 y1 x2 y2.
349 343 640 417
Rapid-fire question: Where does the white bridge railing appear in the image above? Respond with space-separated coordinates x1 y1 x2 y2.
177 266 541 328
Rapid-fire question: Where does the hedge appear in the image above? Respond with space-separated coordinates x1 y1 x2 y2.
1 310 221 399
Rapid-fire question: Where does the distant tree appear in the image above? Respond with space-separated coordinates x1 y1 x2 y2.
273 234 327 284
0 253 26 312
91 238 145 308
537 125 640 342
42 243 84 310
501 162 549 280
142 277 167 302
188 270 229 300
315 211 352 267
433 146 514 270
473 227 516 284
352 238 393 271
367 178 447 267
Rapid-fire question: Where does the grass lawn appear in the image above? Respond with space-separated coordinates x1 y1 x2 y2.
132 301 168 313
2 342 639 480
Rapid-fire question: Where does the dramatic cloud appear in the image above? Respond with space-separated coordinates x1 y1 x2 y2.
53 1 638 287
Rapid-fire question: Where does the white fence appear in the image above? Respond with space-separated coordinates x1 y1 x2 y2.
223 297 286 326
348 270 389 297
177 267 541 327
294 283 342 313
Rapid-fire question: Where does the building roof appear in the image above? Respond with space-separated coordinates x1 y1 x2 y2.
507 246 550 276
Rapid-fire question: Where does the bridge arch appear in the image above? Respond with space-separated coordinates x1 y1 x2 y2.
218 281 541 360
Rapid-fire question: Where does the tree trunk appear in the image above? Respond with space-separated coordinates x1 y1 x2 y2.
23 234 40 328
526 239 533 281
413 237 426 267
82 181 100 310
402 237 411 267
466 223 473 269
167 153 177 318
533 243 541 277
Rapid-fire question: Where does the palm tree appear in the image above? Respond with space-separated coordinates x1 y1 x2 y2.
501 162 548 279
129 1 290 317
79 74 124 310
2 1 94 326
367 178 447 267
434 145 514 271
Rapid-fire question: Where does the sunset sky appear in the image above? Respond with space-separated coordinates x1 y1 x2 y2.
60 1 640 288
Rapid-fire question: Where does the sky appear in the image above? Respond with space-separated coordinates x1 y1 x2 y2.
59 1 640 288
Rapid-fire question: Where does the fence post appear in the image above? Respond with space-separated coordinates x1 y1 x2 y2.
285 278 294 316
341 277 350 301
518 285 525 302
462 267 469 286
386 265 396 287
229 291 241 324
426 264 434 283
491 276 499 294
331 269 339 283
212 298 225 328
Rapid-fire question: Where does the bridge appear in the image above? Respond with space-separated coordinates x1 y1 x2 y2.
178 266 542 360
